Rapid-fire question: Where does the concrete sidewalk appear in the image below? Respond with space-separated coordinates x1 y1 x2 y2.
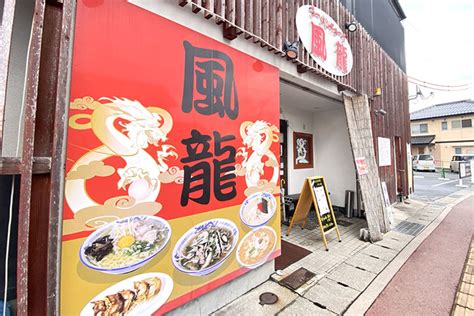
211 187 474 316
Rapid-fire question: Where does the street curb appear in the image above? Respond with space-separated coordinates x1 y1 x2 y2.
344 190 474 316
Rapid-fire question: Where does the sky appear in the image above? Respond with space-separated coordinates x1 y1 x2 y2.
399 0 474 112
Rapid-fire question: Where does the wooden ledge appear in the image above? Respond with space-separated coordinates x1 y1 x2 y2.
0 156 52 175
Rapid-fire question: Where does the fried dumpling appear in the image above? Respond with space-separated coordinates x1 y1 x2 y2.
144 277 162 299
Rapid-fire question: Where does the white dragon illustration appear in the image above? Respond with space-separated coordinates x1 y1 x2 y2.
295 138 309 164
236 120 280 196
64 97 181 234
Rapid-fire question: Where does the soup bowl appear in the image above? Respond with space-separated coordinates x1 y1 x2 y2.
79 215 171 274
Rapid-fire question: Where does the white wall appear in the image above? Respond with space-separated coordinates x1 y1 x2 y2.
280 104 317 195
313 107 357 207
281 102 356 207
2 0 34 157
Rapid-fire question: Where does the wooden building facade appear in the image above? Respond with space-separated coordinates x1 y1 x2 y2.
0 0 410 314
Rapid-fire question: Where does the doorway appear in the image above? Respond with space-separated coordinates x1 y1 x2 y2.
394 136 404 195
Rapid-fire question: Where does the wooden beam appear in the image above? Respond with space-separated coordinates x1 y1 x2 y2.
46 0 75 314
275 0 283 52
253 0 261 43
297 64 308 73
17 1 46 313
244 0 253 39
223 0 238 40
214 0 225 24
203 0 213 19
0 157 50 175
191 0 201 13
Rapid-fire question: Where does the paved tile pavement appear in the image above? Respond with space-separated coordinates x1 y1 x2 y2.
303 278 360 315
212 188 473 315
345 252 388 274
278 297 336 316
453 236 474 315
211 281 298 316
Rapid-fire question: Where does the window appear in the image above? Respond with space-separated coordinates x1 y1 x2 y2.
419 154 433 160
411 123 428 134
462 119 472 128
419 123 428 133
452 120 461 129
441 121 448 130
455 147 462 155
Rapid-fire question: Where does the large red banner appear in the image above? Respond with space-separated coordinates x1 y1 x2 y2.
60 1 280 315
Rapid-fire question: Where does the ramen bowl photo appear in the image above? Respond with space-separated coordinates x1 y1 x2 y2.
172 219 239 276
236 226 277 269
79 215 171 274
239 192 277 228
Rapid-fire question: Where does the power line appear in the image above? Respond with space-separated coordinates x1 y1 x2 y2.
408 77 471 91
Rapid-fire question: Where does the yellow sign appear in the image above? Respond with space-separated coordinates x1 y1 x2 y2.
286 176 341 250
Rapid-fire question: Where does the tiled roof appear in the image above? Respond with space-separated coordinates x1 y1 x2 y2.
411 135 435 145
410 100 474 121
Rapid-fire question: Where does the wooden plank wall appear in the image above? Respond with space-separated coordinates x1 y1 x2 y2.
177 0 410 202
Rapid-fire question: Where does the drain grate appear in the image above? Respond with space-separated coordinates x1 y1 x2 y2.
336 220 354 227
393 221 425 236
279 267 316 291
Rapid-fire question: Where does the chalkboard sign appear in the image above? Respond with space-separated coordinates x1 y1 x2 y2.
310 177 336 233
286 176 341 250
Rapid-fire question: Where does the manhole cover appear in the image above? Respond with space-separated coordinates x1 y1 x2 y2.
259 292 278 305
279 267 316 291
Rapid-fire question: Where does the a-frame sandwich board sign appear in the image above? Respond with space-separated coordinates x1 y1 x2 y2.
286 176 341 250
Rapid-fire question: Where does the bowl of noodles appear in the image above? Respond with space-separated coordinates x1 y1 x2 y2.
172 219 239 276
79 215 171 274
236 226 277 269
239 192 276 228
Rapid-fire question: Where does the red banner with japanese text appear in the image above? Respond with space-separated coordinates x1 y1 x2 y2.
60 1 280 315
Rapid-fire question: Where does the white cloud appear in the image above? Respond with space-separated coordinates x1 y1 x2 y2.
399 0 474 112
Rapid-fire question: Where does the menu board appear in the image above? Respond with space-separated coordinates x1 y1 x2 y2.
59 2 281 315
287 177 340 250
310 177 336 232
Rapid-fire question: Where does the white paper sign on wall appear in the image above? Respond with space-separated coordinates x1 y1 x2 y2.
378 137 392 167
296 5 353 76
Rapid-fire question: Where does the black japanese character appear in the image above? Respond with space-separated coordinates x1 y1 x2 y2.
181 129 212 163
180 130 237 206
182 41 239 120
213 132 236 201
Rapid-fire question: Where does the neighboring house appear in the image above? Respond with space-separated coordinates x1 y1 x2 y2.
411 100 474 168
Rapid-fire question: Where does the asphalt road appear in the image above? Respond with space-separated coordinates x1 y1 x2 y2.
412 170 472 202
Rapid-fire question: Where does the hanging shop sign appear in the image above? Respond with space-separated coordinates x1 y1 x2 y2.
296 5 353 76
286 176 341 250
59 1 281 315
